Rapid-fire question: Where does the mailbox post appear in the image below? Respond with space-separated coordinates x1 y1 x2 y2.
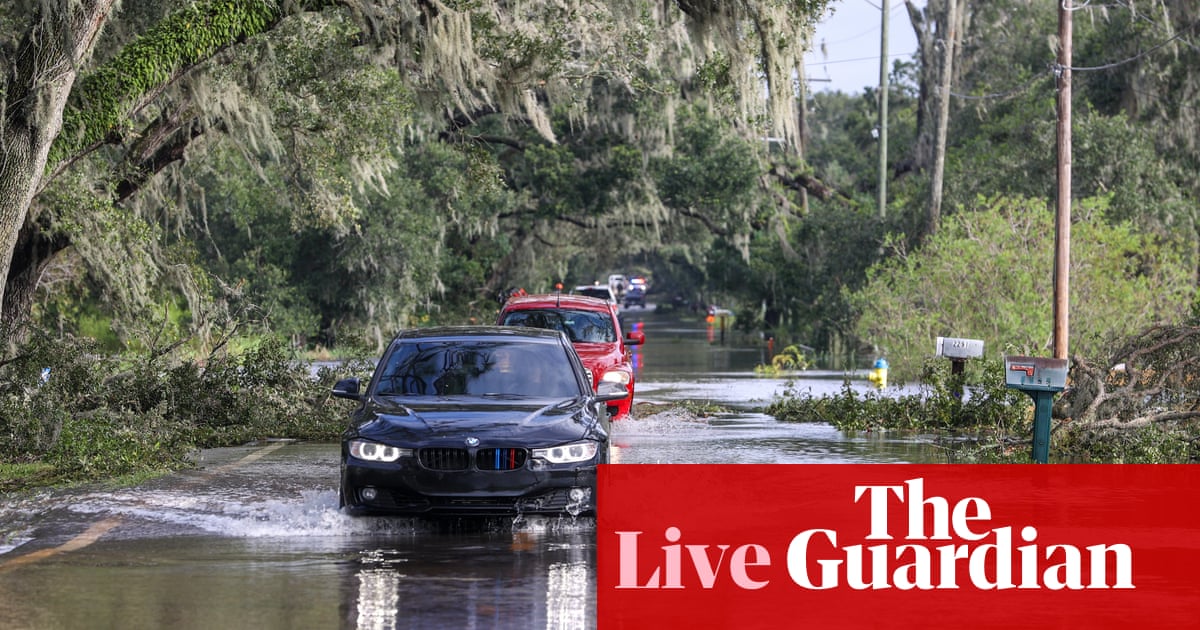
936 337 985 398
1003 356 1069 463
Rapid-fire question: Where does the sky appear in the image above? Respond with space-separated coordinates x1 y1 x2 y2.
805 0 926 94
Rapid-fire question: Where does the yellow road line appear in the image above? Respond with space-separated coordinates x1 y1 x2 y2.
207 441 290 476
0 517 121 572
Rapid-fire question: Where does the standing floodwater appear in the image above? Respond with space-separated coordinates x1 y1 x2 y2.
0 311 940 630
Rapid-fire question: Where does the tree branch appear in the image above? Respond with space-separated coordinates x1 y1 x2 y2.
767 163 836 201
675 206 731 237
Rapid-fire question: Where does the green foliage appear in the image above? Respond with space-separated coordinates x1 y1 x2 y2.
707 188 889 367
756 344 810 375
695 52 736 105
946 105 1190 237
806 89 915 197
652 106 760 219
51 0 282 168
0 325 358 488
673 399 733 418
525 143 584 215
766 357 1030 434
932 2 1196 238
30 175 180 343
1055 423 1197 464
848 195 1195 382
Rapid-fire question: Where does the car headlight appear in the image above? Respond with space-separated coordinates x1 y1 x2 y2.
349 439 411 462
533 441 599 464
600 370 631 386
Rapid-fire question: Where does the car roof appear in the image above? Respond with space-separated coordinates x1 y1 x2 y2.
502 293 617 313
390 325 568 343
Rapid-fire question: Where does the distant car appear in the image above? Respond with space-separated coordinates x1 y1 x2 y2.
572 284 617 303
498 293 645 419
332 326 627 516
608 274 628 298
623 286 646 308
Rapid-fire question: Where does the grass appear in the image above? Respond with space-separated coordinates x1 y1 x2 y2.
0 462 65 494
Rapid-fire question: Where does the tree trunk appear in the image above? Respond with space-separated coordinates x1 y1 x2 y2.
906 0 937 171
1 217 72 328
0 0 120 328
927 0 960 239
906 0 970 177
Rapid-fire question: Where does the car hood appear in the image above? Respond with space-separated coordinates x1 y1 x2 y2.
350 397 601 445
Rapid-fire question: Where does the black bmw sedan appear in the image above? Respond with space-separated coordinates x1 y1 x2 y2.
331 326 626 517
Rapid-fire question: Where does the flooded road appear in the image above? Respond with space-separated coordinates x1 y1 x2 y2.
0 310 939 629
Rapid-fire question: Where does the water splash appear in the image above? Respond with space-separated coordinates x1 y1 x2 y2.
614 409 712 435
41 482 598 541
62 488 432 537
510 514 594 535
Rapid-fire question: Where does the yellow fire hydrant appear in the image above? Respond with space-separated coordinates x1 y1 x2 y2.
868 358 889 388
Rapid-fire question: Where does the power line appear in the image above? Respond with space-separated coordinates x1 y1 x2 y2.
950 75 1049 101
935 17 1198 101
1065 19 1199 72
804 50 917 68
816 2 910 47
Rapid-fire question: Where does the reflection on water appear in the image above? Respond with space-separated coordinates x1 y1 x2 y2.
621 309 824 378
546 561 590 629
357 568 400 629
351 526 593 630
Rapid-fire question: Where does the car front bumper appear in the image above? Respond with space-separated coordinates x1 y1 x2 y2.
341 457 598 516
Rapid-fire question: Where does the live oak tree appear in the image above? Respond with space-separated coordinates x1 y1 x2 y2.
1 0 286 331
0 0 832 342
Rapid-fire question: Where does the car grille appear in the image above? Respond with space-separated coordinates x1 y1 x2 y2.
418 448 471 471
417 447 528 471
477 448 528 471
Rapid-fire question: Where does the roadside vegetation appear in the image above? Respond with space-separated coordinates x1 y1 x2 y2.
767 323 1200 463
2 1 1199 488
0 325 370 493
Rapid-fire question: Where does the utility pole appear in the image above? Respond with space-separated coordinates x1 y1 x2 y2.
877 0 889 218
1053 1 1072 359
798 37 811 214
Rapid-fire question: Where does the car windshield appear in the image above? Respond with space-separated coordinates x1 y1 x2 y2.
372 339 581 398
499 309 617 343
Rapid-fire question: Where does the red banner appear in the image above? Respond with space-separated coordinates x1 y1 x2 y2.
597 465 1200 629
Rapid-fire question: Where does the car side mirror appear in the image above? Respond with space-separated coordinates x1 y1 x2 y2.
332 377 362 401
595 381 628 403
625 331 645 346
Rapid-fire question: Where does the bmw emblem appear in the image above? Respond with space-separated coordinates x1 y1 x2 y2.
465 437 480 447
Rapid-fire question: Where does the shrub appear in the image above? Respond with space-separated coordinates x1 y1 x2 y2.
766 357 1030 434
1 325 362 488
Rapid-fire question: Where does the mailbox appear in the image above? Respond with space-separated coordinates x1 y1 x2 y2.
1004 356 1068 392
936 337 985 360
1003 355 1068 463
1003 356 1069 463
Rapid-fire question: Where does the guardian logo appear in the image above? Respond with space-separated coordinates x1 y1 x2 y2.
598 465 1200 629
614 478 1133 591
